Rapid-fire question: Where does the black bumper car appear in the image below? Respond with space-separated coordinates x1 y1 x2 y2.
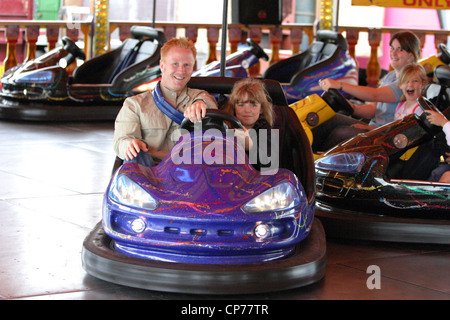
315 96 450 244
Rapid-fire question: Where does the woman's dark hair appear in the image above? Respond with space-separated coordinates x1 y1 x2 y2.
390 31 422 63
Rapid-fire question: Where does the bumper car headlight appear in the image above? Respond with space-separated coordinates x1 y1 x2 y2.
242 182 300 214
109 175 159 210
315 152 365 173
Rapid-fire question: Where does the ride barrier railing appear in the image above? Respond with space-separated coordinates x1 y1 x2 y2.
1 19 450 85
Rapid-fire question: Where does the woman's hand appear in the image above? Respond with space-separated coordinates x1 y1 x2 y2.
426 110 448 127
319 78 340 91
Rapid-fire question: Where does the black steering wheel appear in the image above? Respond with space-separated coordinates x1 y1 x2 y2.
62 36 86 61
321 88 354 115
247 38 269 61
180 109 243 133
416 96 444 135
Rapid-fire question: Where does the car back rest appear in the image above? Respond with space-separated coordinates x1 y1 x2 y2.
108 27 166 83
107 39 159 83
188 77 288 107
72 26 165 84
316 30 348 51
72 49 119 84
262 30 346 84
261 42 324 83
289 45 344 87
319 43 338 61
272 104 316 204
425 65 450 110
434 64 450 86
295 41 325 72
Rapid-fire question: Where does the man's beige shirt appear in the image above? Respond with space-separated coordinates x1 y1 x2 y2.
114 85 217 161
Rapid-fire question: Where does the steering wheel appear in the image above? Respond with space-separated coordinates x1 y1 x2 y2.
62 36 86 61
247 38 269 61
416 96 444 135
321 88 354 115
180 109 243 133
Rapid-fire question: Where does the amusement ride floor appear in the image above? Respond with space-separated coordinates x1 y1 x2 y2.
0 120 448 301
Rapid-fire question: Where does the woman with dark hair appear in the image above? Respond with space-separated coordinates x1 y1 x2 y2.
314 30 422 151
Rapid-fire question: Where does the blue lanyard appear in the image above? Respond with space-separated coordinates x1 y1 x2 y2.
152 81 185 124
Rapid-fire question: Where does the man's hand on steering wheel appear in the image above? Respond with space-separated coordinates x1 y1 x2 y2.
181 109 243 133
184 100 208 123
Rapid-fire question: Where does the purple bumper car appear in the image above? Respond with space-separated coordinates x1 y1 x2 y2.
82 78 326 294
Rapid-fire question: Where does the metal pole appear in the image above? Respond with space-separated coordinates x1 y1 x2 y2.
220 0 228 77
152 0 156 28
437 9 447 30
335 0 340 31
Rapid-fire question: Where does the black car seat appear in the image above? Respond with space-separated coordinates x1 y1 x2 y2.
271 103 316 204
72 26 166 90
187 76 288 107
262 30 348 85
425 64 450 111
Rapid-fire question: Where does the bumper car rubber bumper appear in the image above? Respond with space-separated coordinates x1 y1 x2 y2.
316 202 450 245
81 219 327 294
